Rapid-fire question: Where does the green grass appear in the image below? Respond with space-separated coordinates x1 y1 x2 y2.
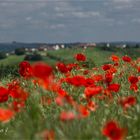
0 47 140 66
0 60 140 140
0 47 140 139
0 55 24 66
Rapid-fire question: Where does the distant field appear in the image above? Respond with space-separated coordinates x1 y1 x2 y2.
0 47 140 67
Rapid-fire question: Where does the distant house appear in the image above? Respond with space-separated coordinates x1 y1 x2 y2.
53 45 60 50
81 43 96 49
61 44 65 49
116 44 126 49
25 48 29 52
6 53 9 56
9 51 15 55
28 48 37 53
106 43 110 48
38 46 48 51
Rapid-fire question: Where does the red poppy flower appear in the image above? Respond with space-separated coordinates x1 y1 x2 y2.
122 56 131 62
12 101 25 112
66 63 77 71
105 73 113 84
56 62 69 73
78 105 90 118
66 75 86 87
128 76 138 84
102 120 126 140
0 87 9 103
92 74 103 82
83 70 89 75
60 111 75 121
119 96 136 110
102 64 112 71
0 108 14 122
108 67 117 74
8 82 28 101
137 66 140 73
19 61 33 78
84 86 102 98
111 55 120 62
55 96 64 106
32 62 53 80
41 129 55 140
108 84 120 92
57 88 68 97
64 95 76 106
87 101 98 112
75 53 86 61
84 78 95 87
130 84 138 92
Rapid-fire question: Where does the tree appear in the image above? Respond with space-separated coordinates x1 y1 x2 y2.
15 48 25 55
24 53 42 61
0 52 7 59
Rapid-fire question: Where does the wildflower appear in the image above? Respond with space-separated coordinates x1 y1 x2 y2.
60 111 75 121
75 53 86 61
102 120 126 140
66 63 77 71
102 64 112 71
130 84 138 92
111 55 120 62
105 73 113 84
41 129 55 140
55 96 64 106
137 66 140 73
66 75 86 87
8 82 28 101
108 84 120 92
12 100 25 112
92 74 103 82
84 78 95 87
87 101 98 112
128 76 139 92
119 96 136 110
0 87 9 103
84 86 102 98
128 76 138 84
78 105 90 118
32 62 53 80
83 70 89 75
19 61 32 78
0 108 14 122
56 62 68 73
122 56 131 62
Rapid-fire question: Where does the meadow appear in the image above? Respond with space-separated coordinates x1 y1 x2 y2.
0 46 140 140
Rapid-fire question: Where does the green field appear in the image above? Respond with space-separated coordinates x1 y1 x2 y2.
0 47 140 66
0 47 140 140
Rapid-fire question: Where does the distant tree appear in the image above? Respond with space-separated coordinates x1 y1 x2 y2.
24 53 42 61
15 48 25 55
0 51 7 59
126 44 130 48
135 44 139 48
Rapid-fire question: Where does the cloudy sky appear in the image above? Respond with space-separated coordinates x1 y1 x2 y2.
0 0 140 43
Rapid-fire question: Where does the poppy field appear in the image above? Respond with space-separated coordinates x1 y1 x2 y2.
0 48 140 140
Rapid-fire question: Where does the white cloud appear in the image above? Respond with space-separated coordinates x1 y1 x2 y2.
111 0 134 9
50 24 65 29
113 0 132 3
132 18 140 23
25 17 32 21
72 11 100 18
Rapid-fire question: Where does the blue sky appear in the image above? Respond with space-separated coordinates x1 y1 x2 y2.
0 0 140 43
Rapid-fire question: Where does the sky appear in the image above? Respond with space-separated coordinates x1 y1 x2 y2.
0 0 140 43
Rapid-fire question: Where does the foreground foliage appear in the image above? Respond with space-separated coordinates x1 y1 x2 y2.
0 52 140 140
